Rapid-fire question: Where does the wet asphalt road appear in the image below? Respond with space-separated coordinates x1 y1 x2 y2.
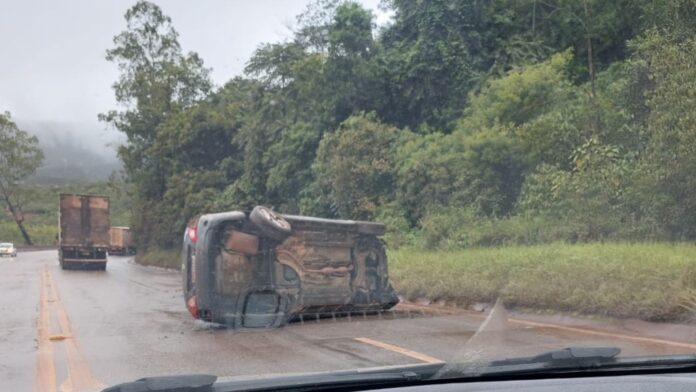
2 250 696 392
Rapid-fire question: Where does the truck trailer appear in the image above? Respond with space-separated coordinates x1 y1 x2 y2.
109 226 134 255
59 194 110 270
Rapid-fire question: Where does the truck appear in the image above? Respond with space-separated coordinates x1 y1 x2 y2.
109 226 134 255
58 194 110 270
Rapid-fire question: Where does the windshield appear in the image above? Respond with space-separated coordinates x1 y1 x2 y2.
2 0 696 390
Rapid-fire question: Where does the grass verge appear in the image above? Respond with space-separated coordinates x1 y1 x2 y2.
135 247 180 269
0 222 57 246
134 242 696 322
389 242 696 321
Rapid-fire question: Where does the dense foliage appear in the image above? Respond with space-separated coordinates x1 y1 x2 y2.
104 0 696 250
0 112 44 244
0 181 132 246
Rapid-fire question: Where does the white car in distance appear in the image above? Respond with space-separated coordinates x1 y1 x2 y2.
0 243 17 257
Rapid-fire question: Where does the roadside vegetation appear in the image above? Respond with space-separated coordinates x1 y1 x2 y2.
134 247 180 269
0 182 130 246
5 1 696 321
0 112 44 244
101 0 696 251
93 1 696 320
390 243 696 321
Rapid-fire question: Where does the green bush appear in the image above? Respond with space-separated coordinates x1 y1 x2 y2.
414 205 663 250
374 202 417 249
416 209 563 249
135 247 181 269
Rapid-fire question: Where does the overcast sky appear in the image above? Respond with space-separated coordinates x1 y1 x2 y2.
0 0 386 147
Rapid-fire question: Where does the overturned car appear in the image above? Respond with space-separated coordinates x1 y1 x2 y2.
182 206 399 328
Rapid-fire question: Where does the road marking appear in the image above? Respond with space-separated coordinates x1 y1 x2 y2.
398 302 696 351
354 337 444 364
45 269 104 392
34 265 104 392
34 268 57 392
507 318 696 351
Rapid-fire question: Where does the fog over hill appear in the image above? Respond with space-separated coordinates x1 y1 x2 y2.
17 120 123 184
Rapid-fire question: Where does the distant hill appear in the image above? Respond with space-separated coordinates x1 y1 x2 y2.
16 120 123 184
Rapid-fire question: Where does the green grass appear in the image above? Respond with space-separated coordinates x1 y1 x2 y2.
389 243 696 321
0 181 130 246
0 222 57 246
135 247 180 269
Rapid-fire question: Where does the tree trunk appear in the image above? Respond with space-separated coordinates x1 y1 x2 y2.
6 202 33 246
14 217 33 246
0 187 33 246
583 0 600 136
532 0 536 34
584 0 596 98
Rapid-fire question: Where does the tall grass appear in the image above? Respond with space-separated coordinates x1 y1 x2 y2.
135 247 180 269
0 222 57 246
0 182 130 246
389 243 696 321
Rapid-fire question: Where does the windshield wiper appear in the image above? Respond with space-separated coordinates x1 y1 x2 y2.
102 374 217 392
435 346 621 379
103 350 696 391
101 366 440 392
490 346 621 367
438 347 696 379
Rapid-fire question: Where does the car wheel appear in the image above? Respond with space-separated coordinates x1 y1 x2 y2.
249 206 292 242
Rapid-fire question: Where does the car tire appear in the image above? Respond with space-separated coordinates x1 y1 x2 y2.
250 206 292 242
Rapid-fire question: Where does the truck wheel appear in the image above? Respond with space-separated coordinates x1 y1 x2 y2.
250 206 292 242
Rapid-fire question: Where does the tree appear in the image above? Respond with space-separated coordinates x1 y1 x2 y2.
323 2 381 127
101 0 211 198
632 30 696 238
378 0 491 131
0 112 44 245
101 1 211 248
395 128 527 223
310 113 400 219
